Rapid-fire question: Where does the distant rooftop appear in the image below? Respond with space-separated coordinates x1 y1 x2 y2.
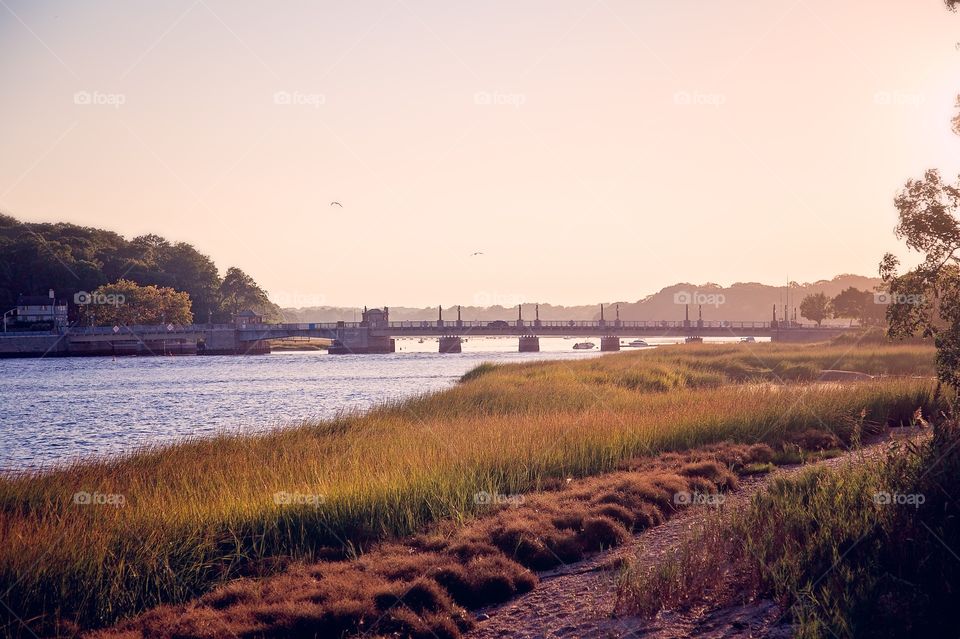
17 295 66 306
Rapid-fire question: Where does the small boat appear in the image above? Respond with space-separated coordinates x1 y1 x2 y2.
573 342 595 350
627 339 649 347
685 336 703 344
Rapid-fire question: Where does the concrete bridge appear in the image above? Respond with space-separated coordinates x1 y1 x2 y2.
0 306 852 357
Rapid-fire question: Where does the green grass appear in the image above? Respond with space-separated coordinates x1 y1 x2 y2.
0 342 940 636
617 419 960 638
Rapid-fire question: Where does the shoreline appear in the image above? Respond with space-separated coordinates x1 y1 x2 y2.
0 342 940 637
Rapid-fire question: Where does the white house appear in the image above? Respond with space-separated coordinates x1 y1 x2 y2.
16 291 68 325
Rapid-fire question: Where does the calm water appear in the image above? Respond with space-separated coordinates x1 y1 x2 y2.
0 336 755 470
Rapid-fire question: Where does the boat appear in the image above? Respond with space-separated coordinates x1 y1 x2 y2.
627 339 649 347
685 336 703 344
572 342 595 350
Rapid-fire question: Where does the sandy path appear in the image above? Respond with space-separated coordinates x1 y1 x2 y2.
466 434 910 639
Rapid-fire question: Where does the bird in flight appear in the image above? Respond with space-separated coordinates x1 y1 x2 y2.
470 251 484 256
330 201 343 207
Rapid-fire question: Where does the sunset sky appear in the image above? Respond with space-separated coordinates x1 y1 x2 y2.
1 0 958 308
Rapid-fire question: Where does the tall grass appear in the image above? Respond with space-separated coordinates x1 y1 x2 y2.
617 420 960 638
0 343 939 636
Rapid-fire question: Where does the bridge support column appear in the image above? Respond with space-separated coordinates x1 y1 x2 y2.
518 335 540 352
600 336 620 352
439 335 462 353
329 333 395 354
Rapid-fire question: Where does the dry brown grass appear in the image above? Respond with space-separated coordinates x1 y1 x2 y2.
92 442 778 639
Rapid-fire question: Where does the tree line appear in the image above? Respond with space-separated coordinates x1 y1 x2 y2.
798 287 887 327
0 214 282 326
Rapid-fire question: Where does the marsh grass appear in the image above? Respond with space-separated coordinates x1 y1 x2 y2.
0 342 939 636
616 420 960 638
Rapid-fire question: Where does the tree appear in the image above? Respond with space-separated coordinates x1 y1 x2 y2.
0 215 222 322
86 279 192 326
875 1 960 388
158 242 221 322
218 267 282 321
799 292 830 326
881 170 960 388
828 287 887 326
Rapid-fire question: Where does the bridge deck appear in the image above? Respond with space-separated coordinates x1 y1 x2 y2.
53 320 850 341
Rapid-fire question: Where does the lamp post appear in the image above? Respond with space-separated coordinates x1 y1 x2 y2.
49 289 55 332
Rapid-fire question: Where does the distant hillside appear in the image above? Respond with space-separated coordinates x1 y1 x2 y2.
617 275 883 323
282 275 882 324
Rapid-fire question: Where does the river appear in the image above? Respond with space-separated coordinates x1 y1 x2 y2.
0 336 758 470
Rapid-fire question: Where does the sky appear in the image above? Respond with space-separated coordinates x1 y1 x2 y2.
1 0 958 308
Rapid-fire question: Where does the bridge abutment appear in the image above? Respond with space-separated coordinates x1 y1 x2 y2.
439 336 462 353
600 336 621 352
329 333 395 354
518 335 540 352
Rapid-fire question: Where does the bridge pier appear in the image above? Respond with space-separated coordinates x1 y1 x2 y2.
600 336 621 352
518 335 540 352
439 335 462 353
329 334 395 354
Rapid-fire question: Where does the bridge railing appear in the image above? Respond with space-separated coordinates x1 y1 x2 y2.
378 320 811 330
66 325 202 335
53 320 835 336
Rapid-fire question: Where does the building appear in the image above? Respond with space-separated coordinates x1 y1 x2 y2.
14 291 68 326
360 306 389 328
233 309 263 327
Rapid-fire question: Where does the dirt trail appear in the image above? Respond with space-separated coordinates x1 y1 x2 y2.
466 433 911 639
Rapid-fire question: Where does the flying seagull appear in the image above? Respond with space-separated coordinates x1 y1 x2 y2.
470 251 484 256
330 201 343 207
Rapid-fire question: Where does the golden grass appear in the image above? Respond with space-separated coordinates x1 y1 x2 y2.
0 342 940 635
93 444 760 639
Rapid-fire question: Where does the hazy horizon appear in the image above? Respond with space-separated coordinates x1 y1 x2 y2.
2 0 957 307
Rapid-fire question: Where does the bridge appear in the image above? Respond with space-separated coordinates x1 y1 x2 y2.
0 305 852 357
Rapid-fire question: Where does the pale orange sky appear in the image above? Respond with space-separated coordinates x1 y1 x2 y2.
1 0 958 308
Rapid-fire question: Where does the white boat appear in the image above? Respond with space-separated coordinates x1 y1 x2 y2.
573 342 595 350
627 339 649 347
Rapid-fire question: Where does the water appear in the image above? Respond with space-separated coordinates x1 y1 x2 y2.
0 336 757 470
